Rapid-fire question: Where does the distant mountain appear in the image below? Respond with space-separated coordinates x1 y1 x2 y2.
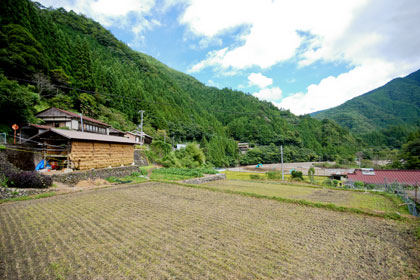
313 69 420 147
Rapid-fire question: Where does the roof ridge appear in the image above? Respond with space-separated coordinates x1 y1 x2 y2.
42 107 111 127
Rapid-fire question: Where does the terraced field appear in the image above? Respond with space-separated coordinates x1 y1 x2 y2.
205 180 409 215
0 182 419 279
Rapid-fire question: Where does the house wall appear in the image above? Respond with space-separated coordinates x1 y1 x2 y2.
70 141 134 170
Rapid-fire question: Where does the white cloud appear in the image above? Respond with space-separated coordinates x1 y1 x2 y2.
276 61 415 115
253 87 283 102
184 0 367 71
183 0 420 114
248 73 272 88
38 0 157 32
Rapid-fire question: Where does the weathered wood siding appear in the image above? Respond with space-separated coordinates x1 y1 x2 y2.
70 141 134 170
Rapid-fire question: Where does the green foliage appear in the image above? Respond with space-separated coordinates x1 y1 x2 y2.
400 130 420 169
250 174 262 180
314 70 420 150
354 181 364 188
291 170 303 180
266 171 282 180
150 168 203 180
0 74 40 126
175 143 206 168
0 173 8 187
308 167 315 183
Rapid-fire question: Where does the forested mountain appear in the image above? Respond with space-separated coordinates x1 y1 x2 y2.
0 0 359 165
312 70 420 148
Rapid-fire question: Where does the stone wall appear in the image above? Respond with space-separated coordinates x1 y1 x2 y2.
134 150 149 166
0 145 37 170
70 141 134 170
51 165 139 185
182 173 226 184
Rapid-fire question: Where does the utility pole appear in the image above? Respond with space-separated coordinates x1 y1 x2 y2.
79 113 84 132
281 145 284 180
138 110 145 145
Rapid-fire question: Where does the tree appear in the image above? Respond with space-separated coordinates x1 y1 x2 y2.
400 132 420 169
0 74 40 126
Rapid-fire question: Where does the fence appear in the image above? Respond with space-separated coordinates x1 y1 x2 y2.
345 180 419 217
0 133 5 144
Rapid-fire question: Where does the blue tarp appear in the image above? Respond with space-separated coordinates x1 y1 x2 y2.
35 159 51 171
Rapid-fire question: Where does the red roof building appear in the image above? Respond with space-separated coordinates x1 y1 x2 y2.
347 169 420 185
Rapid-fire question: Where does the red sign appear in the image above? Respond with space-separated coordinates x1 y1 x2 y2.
12 124 19 144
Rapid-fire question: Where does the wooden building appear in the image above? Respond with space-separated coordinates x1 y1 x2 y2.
125 131 153 145
36 107 111 135
29 128 136 170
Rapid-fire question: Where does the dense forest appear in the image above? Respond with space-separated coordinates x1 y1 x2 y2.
0 0 381 166
313 69 420 149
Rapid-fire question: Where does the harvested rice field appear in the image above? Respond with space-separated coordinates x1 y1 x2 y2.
0 182 419 279
204 180 410 215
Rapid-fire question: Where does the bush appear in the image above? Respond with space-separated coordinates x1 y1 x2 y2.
0 153 52 188
291 170 303 180
354 181 364 188
266 171 282 180
250 174 262 180
308 167 315 183
8 171 52 188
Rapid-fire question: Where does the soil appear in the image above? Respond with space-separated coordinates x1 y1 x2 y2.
0 182 419 279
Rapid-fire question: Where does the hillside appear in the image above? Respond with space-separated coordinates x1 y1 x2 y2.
0 0 358 164
313 69 420 148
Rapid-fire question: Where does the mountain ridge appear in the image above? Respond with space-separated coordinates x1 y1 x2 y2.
313 69 420 146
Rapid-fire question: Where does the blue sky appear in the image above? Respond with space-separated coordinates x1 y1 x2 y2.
38 0 420 115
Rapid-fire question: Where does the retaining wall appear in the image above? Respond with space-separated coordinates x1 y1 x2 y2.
134 150 149 166
0 145 38 170
182 173 226 184
51 165 139 185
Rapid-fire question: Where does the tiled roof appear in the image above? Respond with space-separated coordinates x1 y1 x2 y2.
30 128 136 144
29 123 51 130
125 131 153 138
347 169 420 185
38 107 110 127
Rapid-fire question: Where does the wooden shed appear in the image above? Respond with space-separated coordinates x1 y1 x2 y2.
29 128 136 170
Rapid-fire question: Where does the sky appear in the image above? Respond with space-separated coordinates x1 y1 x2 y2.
37 0 420 115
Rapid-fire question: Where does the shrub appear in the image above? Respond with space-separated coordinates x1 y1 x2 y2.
291 170 303 180
8 171 52 188
365 183 376 190
0 153 52 188
308 167 315 183
354 181 364 188
0 174 7 187
266 171 282 180
250 174 261 180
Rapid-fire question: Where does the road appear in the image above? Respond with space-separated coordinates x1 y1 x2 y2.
227 162 354 176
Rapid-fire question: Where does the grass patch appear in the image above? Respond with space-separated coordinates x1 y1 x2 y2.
106 172 148 184
138 165 156 176
223 170 325 184
167 181 406 220
150 167 217 181
205 180 410 216
0 192 56 204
